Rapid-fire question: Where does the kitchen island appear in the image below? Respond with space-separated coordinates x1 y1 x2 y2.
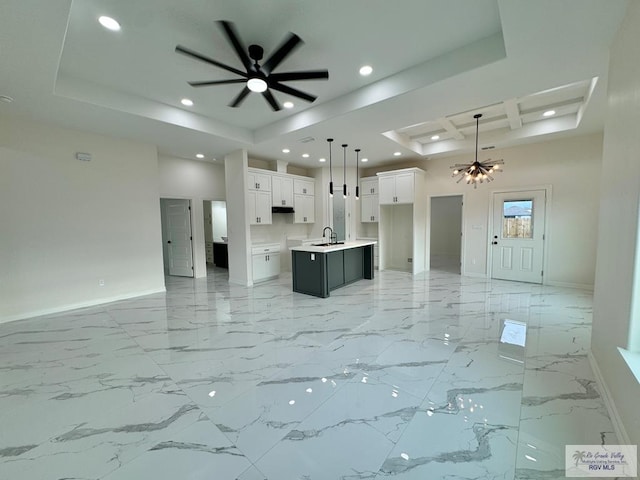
290 240 376 298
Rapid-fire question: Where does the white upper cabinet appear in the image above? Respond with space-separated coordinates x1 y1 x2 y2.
378 171 416 204
247 169 272 191
360 177 378 196
293 178 315 224
361 195 379 223
293 178 314 196
294 194 315 224
248 190 272 225
272 175 294 207
359 176 379 223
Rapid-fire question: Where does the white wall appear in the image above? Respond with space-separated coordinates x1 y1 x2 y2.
0 115 165 322
431 195 462 257
592 0 640 445
157 155 225 278
422 134 602 287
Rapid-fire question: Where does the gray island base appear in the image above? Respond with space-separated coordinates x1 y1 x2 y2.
290 240 377 298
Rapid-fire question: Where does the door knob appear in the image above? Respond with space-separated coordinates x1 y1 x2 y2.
492 241 498 245
167 240 172 244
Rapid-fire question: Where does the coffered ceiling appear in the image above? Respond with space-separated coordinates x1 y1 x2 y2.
0 0 629 168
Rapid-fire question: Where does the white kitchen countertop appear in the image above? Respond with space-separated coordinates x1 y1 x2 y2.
289 239 377 253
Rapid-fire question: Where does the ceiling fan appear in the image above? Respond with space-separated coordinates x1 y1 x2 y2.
175 20 329 111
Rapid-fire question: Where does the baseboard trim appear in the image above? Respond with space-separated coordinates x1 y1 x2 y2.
462 271 488 279
0 287 167 324
545 280 594 291
587 350 631 445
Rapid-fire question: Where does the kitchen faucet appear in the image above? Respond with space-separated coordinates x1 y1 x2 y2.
322 226 337 244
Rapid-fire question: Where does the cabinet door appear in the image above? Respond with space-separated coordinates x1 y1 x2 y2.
361 178 378 195
378 176 396 205
256 191 272 224
294 179 314 196
266 253 280 278
394 173 415 204
294 194 315 223
248 171 271 191
272 175 294 207
249 191 272 225
252 254 266 281
361 195 379 223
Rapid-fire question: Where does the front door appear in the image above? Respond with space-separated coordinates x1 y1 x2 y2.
491 190 546 283
166 199 194 277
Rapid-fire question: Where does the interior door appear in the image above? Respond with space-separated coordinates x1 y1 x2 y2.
166 199 194 277
491 190 546 283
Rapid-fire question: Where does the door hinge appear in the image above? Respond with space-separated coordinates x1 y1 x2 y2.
541 270 543 276
543 234 545 240
188 206 191 210
190 236 192 240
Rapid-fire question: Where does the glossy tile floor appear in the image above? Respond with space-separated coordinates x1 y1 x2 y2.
0 267 617 479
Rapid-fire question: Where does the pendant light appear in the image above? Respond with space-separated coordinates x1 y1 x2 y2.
342 144 348 198
355 149 360 200
327 138 334 197
450 113 504 188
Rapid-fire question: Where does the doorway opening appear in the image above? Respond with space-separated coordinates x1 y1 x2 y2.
203 200 228 272
430 195 463 274
160 198 194 277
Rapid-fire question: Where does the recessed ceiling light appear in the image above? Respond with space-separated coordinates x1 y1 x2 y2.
196 153 204 159
181 98 194 107
283 101 294 109
361 158 369 162
282 148 290 153
302 153 310 158
543 110 556 117
319 158 326 163
359 65 373 76
431 135 440 140
98 16 121 31
0 95 13 103
394 152 402 156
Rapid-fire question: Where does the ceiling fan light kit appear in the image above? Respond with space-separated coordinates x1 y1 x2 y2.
175 20 329 111
450 113 504 188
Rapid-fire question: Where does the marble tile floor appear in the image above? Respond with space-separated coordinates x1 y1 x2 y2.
0 267 618 479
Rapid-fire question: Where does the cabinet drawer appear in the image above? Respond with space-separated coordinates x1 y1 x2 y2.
251 243 280 255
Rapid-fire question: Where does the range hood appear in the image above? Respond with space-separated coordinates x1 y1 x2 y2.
272 206 295 214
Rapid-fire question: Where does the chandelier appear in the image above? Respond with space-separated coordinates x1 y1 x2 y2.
451 113 503 188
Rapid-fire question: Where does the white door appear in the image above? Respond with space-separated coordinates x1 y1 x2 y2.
166 199 194 277
491 190 546 283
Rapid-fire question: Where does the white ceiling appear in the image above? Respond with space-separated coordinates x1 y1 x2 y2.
0 0 629 168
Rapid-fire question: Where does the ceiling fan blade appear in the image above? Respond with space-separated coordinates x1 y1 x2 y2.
269 70 329 82
262 32 303 75
262 89 282 111
189 79 247 87
269 82 316 103
229 87 251 108
176 45 247 77
217 20 252 72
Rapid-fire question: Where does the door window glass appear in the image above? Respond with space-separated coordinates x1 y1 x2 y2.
502 200 533 238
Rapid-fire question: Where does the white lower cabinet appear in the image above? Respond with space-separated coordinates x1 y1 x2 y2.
252 244 280 282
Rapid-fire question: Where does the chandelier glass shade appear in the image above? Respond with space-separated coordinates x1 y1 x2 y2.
451 113 503 188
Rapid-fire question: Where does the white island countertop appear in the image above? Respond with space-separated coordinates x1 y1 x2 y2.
289 239 376 253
